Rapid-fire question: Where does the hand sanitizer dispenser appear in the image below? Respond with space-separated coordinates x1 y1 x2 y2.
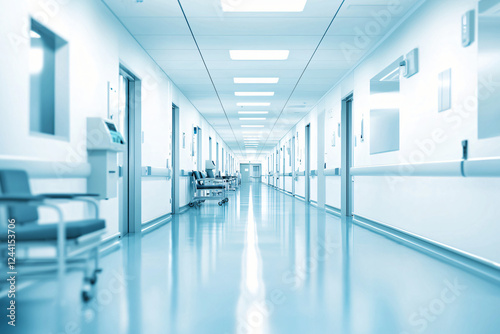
86 118 126 199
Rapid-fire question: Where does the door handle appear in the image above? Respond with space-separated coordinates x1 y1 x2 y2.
118 165 123 177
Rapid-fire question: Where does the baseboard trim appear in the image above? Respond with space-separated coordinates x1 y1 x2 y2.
325 205 341 217
353 214 500 282
295 195 305 202
142 213 172 234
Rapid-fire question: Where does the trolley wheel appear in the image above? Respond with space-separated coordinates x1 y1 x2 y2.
82 291 91 302
189 202 194 207
81 284 93 302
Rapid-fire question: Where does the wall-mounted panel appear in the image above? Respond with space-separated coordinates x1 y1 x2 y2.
370 109 400 154
478 2 500 139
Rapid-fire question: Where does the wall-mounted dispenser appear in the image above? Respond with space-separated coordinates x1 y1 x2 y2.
87 118 126 199
462 10 475 47
400 48 419 78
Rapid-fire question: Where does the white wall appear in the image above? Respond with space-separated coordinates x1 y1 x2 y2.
0 0 237 237
270 0 500 264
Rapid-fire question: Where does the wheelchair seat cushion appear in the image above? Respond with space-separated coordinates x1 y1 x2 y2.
197 184 225 190
0 219 105 241
206 169 215 178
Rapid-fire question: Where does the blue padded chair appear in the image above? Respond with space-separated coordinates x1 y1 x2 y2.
0 170 105 301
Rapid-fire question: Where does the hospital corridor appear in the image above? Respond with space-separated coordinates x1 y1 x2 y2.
1 0 500 333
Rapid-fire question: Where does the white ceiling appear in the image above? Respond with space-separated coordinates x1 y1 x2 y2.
102 0 421 160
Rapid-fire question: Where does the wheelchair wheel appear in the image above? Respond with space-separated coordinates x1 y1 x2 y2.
218 201 223 206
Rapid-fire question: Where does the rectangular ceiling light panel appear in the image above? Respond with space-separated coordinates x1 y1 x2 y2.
234 78 279 84
240 118 266 121
237 102 271 107
238 111 269 114
222 0 307 12
235 92 275 97
230 50 289 60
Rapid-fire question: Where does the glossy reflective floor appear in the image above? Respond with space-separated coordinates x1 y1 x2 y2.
2 183 500 334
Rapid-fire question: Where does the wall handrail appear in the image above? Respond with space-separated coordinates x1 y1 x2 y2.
350 157 500 178
463 158 500 177
324 168 341 176
142 166 172 178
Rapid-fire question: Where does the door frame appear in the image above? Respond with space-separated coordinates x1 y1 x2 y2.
216 142 219 175
341 93 354 216
196 126 202 169
221 147 225 174
172 104 180 214
292 136 296 196
119 65 142 234
305 124 311 203
209 137 212 162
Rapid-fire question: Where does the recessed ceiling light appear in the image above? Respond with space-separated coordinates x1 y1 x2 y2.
235 92 275 97
237 102 271 107
230 50 289 61
234 77 279 84
238 111 269 115
221 0 307 12
240 118 266 121
241 125 265 128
